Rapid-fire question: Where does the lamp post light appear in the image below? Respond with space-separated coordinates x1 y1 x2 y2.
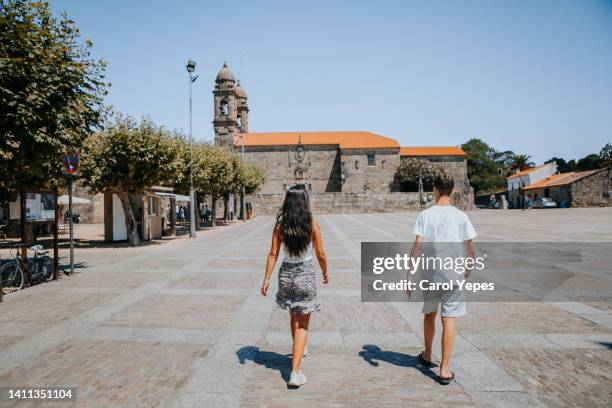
186 59 198 238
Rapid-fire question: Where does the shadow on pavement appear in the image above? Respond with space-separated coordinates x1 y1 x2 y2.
358 344 438 380
59 261 88 272
236 346 292 382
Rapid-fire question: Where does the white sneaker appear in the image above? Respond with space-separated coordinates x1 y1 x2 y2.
288 371 307 387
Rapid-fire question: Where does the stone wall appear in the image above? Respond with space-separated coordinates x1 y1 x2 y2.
243 146 341 194
341 149 400 193
249 191 474 216
570 169 611 207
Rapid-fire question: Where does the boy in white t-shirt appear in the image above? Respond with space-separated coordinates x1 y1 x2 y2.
410 173 476 385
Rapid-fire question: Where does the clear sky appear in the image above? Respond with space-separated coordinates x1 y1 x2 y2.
51 0 612 163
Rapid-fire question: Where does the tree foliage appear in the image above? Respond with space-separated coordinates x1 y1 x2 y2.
241 161 266 194
461 138 506 194
0 0 108 191
394 157 443 192
173 142 265 224
509 154 535 171
600 143 612 169
79 115 178 245
545 144 610 173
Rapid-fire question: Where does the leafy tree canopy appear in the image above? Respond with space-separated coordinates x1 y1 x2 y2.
461 138 506 194
394 157 443 192
80 115 178 195
79 115 178 245
0 0 108 190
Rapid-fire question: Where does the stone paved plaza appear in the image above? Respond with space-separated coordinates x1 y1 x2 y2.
1 208 611 407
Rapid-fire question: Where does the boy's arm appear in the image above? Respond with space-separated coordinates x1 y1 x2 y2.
410 235 423 262
464 239 475 278
406 235 423 298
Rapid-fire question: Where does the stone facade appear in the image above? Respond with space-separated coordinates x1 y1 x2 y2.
242 145 342 194
570 169 611 207
341 149 400 193
213 63 472 213
250 192 423 215
250 191 474 216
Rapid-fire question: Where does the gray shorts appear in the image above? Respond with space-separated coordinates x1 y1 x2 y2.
421 290 466 317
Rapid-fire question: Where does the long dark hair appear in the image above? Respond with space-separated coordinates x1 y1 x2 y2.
277 185 313 257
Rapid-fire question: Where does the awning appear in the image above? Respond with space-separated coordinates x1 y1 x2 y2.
153 192 191 201
58 195 92 205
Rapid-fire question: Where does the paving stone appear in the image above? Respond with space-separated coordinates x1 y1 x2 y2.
462 333 559 349
1 212 611 407
466 391 545 407
0 339 207 408
483 348 612 407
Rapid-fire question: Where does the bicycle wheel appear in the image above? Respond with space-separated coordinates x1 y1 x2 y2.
1 261 24 290
40 256 55 281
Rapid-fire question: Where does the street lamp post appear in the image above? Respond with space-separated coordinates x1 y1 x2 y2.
241 134 246 221
186 60 198 238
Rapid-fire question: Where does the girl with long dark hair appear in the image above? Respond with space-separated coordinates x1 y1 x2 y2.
261 185 329 387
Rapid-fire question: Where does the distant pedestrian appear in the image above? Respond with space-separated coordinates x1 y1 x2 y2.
178 206 185 224
201 204 210 222
261 185 329 388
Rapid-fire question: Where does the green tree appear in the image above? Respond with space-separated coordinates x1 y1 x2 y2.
79 116 178 246
545 157 575 173
1 0 108 240
175 143 266 224
600 143 612 169
394 158 443 192
576 153 602 171
509 154 535 171
241 161 266 194
461 138 506 194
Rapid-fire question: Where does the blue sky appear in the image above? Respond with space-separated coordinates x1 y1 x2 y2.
52 0 612 163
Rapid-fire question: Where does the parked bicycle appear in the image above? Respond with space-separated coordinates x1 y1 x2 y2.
1 244 54 291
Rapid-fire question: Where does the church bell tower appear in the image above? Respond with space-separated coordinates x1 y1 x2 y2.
213 62 248 149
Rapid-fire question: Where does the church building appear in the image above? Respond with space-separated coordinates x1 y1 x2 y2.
212 63 472 214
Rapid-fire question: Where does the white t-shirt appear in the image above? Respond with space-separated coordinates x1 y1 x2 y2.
413 205 477 242
413 205 477 283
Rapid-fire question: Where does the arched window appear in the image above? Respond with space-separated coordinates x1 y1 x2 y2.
237 115 242 130
220 100 229 116
295 168 304 180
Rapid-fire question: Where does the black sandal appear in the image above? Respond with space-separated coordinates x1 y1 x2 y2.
438 372 455 385
418 352 434 368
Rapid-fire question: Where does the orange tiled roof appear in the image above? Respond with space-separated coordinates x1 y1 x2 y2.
400 146 465 157
234 131 399 150
522 170 601 191
506 163 551 179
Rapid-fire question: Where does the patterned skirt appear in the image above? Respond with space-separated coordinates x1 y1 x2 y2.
276 259 320 314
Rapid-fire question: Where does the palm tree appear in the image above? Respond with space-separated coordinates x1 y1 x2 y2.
511 154 535 171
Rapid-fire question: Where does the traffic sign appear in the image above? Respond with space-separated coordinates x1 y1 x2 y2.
63 147 79 176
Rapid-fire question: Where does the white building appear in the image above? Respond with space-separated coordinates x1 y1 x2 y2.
507 162 558 208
